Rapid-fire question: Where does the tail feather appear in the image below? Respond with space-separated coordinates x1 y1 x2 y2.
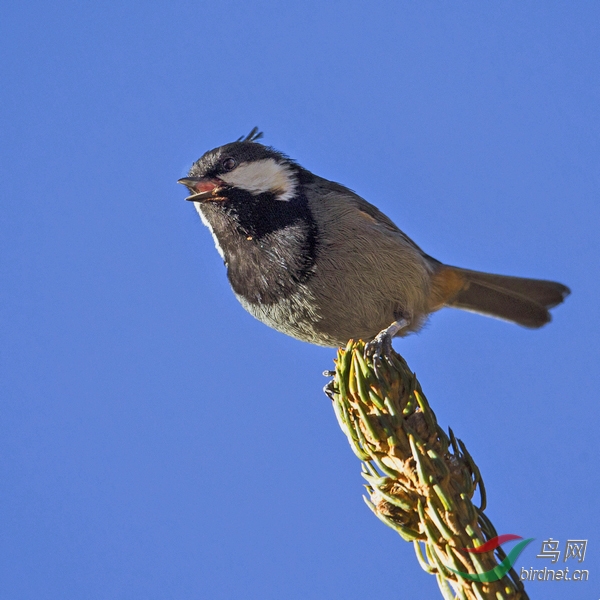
435 266 570 328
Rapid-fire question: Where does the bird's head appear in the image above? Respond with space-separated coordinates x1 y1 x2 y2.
178 128 301 205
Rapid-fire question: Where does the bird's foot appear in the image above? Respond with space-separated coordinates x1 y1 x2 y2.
364 317 410 377
323 376 338 400
365 330 394 360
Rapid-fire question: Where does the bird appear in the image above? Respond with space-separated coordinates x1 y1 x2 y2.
178 128 569 354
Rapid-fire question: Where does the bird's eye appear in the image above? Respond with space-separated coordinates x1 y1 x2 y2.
222 158 236 171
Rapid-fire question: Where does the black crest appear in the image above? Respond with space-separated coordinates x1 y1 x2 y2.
236 127 264 143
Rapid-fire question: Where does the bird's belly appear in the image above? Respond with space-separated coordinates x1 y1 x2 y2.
234 288 337 346
234 284 402 347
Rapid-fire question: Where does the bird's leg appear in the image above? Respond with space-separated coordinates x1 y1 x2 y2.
364 315 411 374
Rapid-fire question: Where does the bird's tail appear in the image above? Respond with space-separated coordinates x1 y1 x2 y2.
430 265 570 328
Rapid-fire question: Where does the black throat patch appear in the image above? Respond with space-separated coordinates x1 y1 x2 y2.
199 181 318 305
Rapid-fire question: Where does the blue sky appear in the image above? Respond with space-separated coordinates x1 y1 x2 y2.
1 2 599 599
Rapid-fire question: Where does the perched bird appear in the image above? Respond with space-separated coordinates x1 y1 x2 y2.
178 128 569 352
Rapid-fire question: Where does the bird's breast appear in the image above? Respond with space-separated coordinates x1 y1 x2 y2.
197 203 318 306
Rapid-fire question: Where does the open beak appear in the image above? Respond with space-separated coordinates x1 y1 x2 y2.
177 177 229 202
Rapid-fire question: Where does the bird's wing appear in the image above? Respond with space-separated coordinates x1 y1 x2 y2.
312 176 430 256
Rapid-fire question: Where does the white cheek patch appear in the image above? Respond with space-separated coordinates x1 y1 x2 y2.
219 158 297 202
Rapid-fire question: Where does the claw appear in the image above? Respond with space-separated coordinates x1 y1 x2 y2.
364 316 411 375
365 332 393 358
323 370 338 399
323 378 338 400
364 331 394 379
